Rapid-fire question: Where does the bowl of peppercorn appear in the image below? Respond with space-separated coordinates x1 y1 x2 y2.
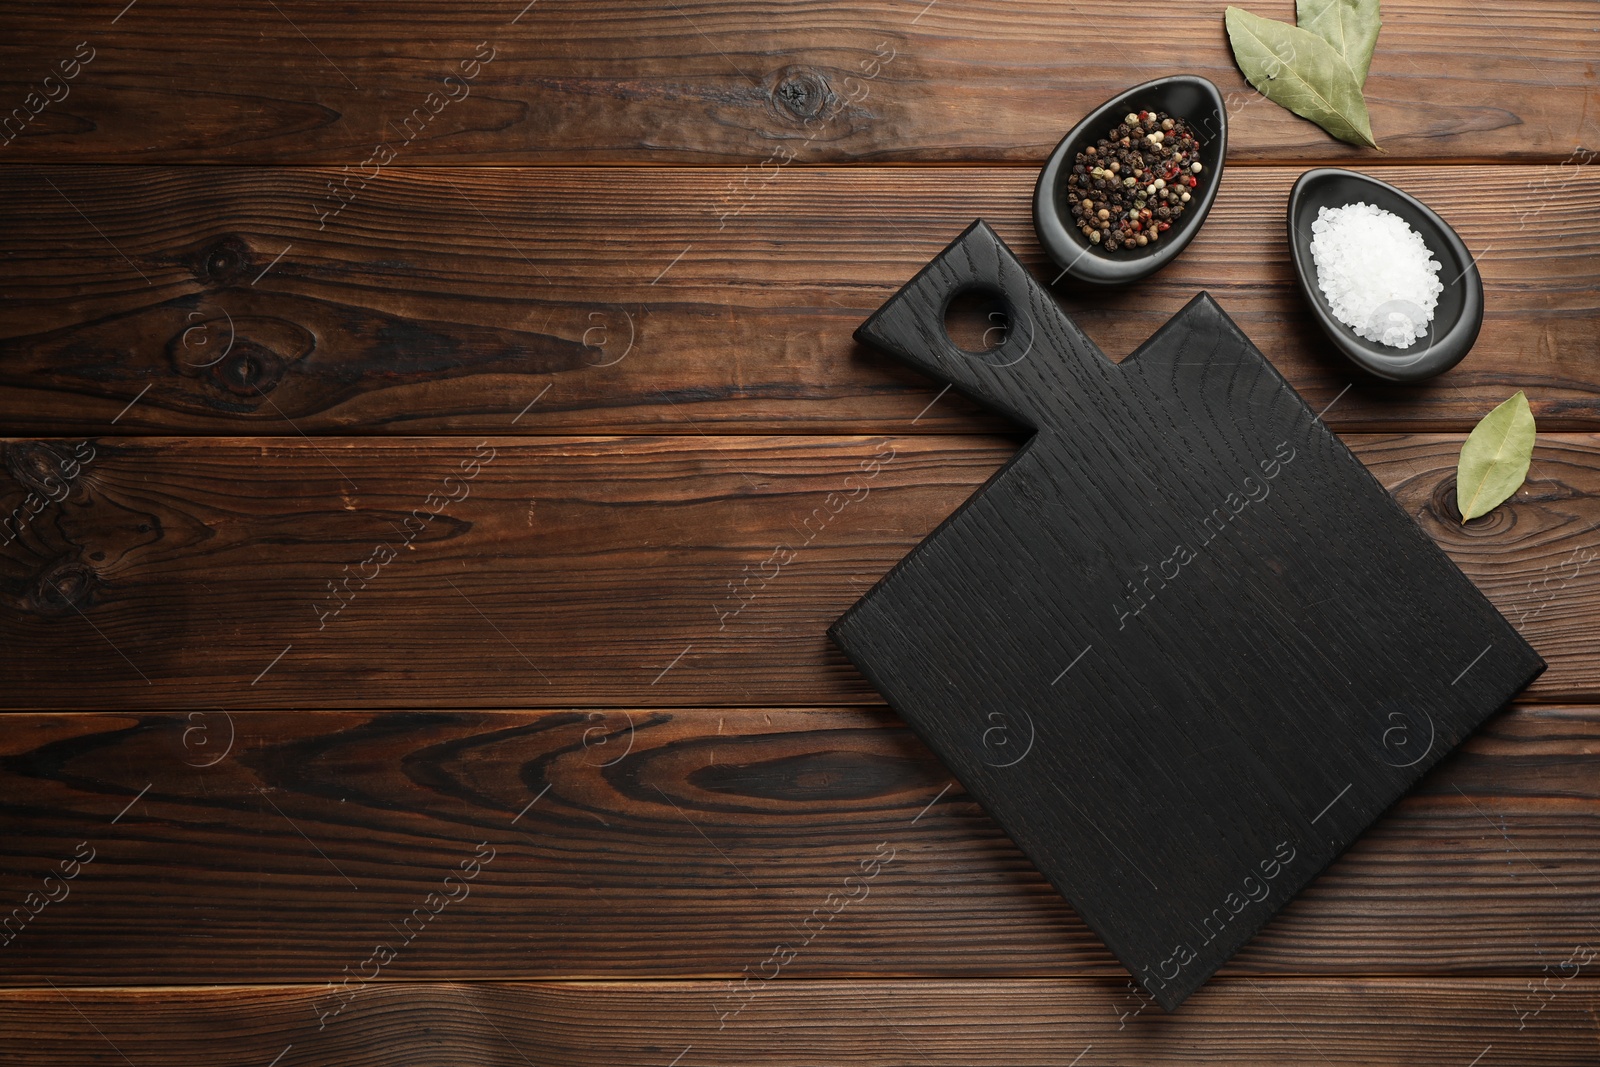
1033 75 1227 286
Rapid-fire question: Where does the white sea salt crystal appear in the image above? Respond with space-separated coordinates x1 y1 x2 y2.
1308 201 1444 349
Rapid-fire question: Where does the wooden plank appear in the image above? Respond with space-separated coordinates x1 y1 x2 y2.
9 979 1600 1062
0 977 1595 1064
0 706 1594 984
0 1 1594 164
0 434 1595 708
0 165 1597 436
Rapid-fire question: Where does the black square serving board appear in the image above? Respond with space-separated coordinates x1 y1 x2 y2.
829 220 1544 1010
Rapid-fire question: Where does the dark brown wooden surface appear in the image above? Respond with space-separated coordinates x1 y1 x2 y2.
0 978 1596 1065
1 166 1596 436
3 0 1598 1059
2 434 1597 708
0 1 1594 164
0 706 1593 986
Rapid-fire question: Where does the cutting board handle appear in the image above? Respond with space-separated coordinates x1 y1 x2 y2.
853 219 1112 431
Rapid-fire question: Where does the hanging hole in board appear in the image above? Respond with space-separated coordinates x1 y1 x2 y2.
943 285 1033 368
944 287 1011 353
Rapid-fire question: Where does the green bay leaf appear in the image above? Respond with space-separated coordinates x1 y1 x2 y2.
1297 0 1382 86
1225 6 1378 148
1457 391 1536 522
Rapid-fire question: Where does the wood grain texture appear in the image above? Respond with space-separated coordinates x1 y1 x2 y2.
0 1 1595 164
0 706 1594 985
1 0 1592 1053
0 978 1596 1064
0 434 1595 709
1 165 1597 436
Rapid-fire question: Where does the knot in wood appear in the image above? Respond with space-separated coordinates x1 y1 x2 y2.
6 442 73 497
190 236 253 286
1436 473 1516 535
770 66 832 122
29 558 99 616
208 340 286 398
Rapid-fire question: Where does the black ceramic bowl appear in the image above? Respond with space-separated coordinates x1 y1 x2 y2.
1033 75 1226 286
1287 168 1483 382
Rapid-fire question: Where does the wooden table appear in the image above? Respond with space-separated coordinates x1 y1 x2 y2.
1 2 1596 1062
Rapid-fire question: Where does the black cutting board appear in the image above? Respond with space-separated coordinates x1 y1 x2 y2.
829 220 1544 1011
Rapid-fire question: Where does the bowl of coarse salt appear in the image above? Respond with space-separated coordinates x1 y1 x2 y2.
1287 168 1483 382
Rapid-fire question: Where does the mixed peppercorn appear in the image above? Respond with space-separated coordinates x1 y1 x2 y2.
1065 109 1204 252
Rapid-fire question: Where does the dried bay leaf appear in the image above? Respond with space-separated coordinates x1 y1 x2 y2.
1297 0 1382 85
1225 7 1378 148
1457 391 1536 522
